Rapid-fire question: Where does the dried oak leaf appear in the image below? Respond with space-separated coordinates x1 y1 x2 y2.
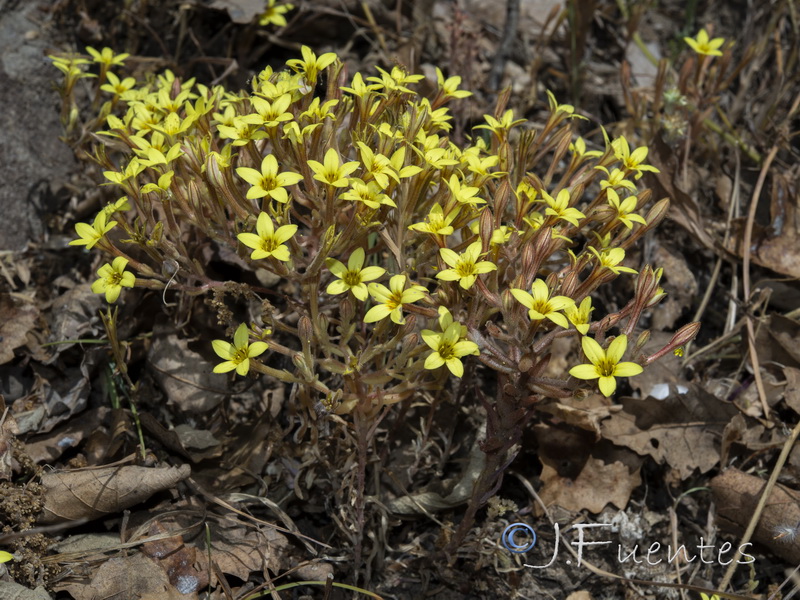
38 464 190 524
538 457 641 514
600 385 739 478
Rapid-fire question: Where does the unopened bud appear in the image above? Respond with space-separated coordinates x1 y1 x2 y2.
671 321 701 347
298 316 313 346
493 179 512 221
644 197 670 229
479 207 494 252
633 330 650 355
561 270 579 298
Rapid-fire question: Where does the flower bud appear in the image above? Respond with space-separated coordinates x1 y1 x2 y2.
644 197 670 229
479 207 494 252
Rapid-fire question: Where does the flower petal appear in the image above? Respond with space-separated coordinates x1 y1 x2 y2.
569 364 600 380
606 334 628 364
364 304 391 323
598 376 617 397
212 340 234 359
614 361 643 377
581 336 606 366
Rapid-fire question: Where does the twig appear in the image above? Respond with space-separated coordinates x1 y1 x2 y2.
719 418 800 592
741 144 779 419
487 0 521 90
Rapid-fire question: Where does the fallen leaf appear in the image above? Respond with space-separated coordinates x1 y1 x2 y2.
39 464 191 524
538 457 641 514
147 322 229 413
600 385 739 478
141 521 208 594
61 553 194 600
0 293 39 365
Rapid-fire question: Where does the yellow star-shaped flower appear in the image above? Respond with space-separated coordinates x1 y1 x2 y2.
325 248 386 301
569 334 643 397
237 212 297 261
684 29 725 57
212 323 269 376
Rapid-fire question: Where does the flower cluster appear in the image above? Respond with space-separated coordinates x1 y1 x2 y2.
55 44 698 410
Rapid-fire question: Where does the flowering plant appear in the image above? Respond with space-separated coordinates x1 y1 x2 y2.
52 45 698 560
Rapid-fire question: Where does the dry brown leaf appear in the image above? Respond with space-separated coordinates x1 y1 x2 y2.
61 553 194 600
194 521 288 580
0 293 38 365
141 521 208 594
539 397 616 438
600 386 739 478
147 323 229 413
538 457 641 514
39 464 191 524
784 367 800 415
23 407 109 464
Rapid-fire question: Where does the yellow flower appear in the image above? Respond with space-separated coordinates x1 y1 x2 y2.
421 308 479 377
236 154 303 203
340 72 383 100
308 148 360 188
445 175 485 206
589 246 638 275
409 204 458 236
565 296 594 335
474 109 525 137
140 170 174 194
91 257 136 303
100 71 136 95
0 550 14 563
86 46 130 68
570 137 603 160
250 94 294 128
356 142 397 188
258 0 294 27
339 179 396 209
325 248 386 301
684 29 725 57
569 334 643 397
612 137 659 179
436 241 497 289
212 323 268 376
237 212 297 261
542 189 585 227
606 189 647 229
435 67 472 100
596 166 637 192
286 45 337 84
364 274 427 325
510 279 575 328
69 211 117 249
